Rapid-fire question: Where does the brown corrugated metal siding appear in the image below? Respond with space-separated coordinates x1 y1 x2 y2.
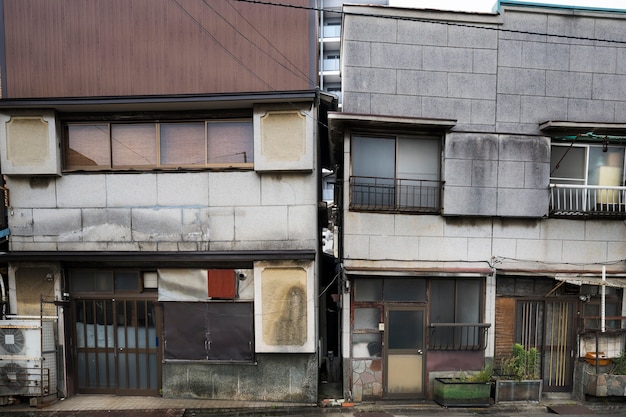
1 0 316 98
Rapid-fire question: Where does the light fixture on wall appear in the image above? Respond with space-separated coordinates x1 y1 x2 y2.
579 294 591 302
45 272 54 282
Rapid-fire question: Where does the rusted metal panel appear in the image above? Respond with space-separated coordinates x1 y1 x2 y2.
495 297 516 364
207 269 236 299
2 0 315 98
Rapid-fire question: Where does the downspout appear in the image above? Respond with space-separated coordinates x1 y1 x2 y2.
601 266 606 333
0 273 6 319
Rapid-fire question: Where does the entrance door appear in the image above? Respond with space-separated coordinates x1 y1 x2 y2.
73 299 160 395
517 300 576 392
384 307 425 397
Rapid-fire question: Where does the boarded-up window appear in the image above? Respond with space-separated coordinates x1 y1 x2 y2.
163 302 253 361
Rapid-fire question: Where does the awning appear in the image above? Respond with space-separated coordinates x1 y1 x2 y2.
555 274 626 288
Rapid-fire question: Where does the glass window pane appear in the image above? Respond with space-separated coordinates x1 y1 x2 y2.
457 280 481 322
207 121 253 164
95 271 113 292
588 146 624 186
114 271 139 291
354 308 380 330
385 278 426 301
70 270 95 292
112 124 156 167
352 333 382 357
354 278 382 301
388 310 422 350
352 136 395 178
550 145 585 183
430 279 455 323
65 124 110 168
351 136 395 208
398 137 439 181
160 123 205 166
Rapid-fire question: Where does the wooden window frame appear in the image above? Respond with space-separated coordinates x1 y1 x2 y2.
63 119 254 172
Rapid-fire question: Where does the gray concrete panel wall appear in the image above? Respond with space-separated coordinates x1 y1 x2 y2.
342 6 626 134
443 132 550 217
162 353 317 402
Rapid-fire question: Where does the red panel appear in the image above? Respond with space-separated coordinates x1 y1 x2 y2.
208 269 236 299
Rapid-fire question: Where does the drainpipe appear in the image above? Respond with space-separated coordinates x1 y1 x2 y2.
0 273 6 320
601 266 606 333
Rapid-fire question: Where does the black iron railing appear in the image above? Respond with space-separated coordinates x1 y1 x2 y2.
429 323 491 351
349 176 442 213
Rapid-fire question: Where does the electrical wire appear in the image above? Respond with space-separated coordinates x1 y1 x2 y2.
236 0 626 46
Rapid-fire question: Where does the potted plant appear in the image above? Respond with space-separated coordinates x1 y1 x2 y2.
433 366 493 407
493 343 543 403
583 349 626 397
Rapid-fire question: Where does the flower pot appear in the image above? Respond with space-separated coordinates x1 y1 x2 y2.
493 379 542 403
433 377 491 407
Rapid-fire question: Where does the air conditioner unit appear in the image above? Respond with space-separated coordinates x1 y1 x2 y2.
0 320 56 397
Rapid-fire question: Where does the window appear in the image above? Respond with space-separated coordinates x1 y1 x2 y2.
64 119 253 170
429 278 487 350
580 285 623 331
69 270 152 294
163 302 253 361
350 134 441 213
550 142 626 216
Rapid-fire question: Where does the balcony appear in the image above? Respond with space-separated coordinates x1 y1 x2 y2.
550 184 626 218
349 175 442 213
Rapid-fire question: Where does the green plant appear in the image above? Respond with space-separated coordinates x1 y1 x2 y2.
500 343 540 380
453 364 493 383
611 350 626 375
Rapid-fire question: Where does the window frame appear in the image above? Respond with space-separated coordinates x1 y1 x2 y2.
349 132 443 214
63 117 254 172
550 141 626 217
428 278 487 351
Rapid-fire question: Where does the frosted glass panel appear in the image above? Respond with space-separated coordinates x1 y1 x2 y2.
397 137 439 181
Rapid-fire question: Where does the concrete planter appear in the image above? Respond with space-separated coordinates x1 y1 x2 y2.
433 378 492 407
493 379 542 403
583 373 626 397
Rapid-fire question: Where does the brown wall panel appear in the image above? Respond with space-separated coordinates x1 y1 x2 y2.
495 296 516 368
2 0 315 98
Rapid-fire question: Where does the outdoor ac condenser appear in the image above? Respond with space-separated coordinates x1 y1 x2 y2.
0 320 56 397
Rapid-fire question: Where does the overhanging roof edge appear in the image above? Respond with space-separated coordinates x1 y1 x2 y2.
0 250 316 264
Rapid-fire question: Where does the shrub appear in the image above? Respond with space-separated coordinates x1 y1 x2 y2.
500 343 540 380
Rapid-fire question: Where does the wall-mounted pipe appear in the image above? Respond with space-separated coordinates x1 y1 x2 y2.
601 266 606 333
0 272 6 320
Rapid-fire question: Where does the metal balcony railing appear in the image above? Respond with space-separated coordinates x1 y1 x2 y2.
550 184 626 217
349 176 442 213
429 323 491 351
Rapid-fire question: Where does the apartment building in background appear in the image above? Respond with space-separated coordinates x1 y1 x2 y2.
330 1 626 402
0 0 336 402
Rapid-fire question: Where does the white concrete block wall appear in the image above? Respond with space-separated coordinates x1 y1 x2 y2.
6 170 318 252
343 214 626 272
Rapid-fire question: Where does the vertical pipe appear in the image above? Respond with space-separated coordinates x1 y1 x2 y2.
601 266 606 333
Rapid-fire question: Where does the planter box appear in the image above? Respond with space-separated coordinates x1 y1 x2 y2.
433 378 491 407
584 373 626 397
493 379 542 403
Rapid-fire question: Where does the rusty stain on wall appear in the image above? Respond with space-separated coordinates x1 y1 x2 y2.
15 267 55 316
261 267 307 346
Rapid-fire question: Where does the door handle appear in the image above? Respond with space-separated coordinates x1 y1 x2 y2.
418 349 423 355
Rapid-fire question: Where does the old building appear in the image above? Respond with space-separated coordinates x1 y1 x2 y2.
329 1 626 402
0 0 336 402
